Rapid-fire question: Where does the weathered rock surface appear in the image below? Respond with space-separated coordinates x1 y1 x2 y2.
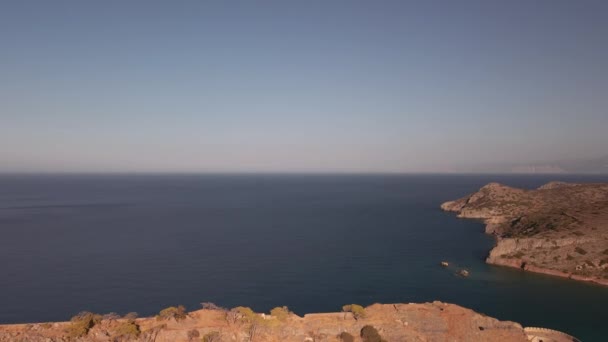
442 181 608 285
0 302 538 342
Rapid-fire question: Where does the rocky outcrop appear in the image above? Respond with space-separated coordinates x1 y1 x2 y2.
0 302 551 342
442 182 608 286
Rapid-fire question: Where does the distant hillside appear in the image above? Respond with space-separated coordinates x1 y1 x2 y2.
442 181 608 285
465 156 608 174
510 155 608 174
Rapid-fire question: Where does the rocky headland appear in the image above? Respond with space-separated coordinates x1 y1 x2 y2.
442 181 608 285
0 302 578 342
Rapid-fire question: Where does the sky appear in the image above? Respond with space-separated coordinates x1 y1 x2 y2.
1 0 607 173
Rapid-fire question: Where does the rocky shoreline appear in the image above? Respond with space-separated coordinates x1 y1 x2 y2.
0 302 577 342
442 182 608 286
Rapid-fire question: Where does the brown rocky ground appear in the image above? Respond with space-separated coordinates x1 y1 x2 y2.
0 302 545 342
441 181 608 285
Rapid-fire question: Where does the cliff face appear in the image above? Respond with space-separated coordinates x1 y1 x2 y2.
442 182 608 285
0 302 534 342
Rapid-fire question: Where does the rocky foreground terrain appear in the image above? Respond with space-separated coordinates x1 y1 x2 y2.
442 181 608 285
0 302 577 342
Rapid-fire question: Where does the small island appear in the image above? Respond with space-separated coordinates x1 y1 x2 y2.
442 181 608 286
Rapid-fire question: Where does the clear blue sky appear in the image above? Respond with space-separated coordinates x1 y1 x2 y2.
1 1 607 172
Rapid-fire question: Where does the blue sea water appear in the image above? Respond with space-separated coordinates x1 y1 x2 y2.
1 174 607 340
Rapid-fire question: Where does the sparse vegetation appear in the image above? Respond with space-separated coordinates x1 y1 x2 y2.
113 320 140 339
270 306 290 321
201 302 225 311
248 320 262 342
342 304 366 319
186 329 200 341
102 312 121 321
124 312 138 320
234 306 256 322
225 308 241 325
512 251 525 258
202 331 221 342
157 305 187 321
65 311 102 339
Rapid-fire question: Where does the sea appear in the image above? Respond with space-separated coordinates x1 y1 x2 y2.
1 174 607 340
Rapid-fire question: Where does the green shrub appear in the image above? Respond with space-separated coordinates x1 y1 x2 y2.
360 325 387 342
234 306 256 321
342 304 366 319
65 323 89 339
113 320 140 339
65 311 102 339
157 305 187 321
270 306 290 321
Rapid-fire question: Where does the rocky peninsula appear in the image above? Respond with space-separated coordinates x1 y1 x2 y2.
442 181 608 285
0 302 577 342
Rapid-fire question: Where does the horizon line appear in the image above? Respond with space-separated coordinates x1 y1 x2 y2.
0 171 606 176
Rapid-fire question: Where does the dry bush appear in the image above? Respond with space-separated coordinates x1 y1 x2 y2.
201 302 225 311
113 320 140 340
187 329 200 341
234 306 256 322
202 331 221 342
157 305 187 321
123 312 138 320
225 308 240 325
65 311 102 339
102 312 121 321
270 306 290 321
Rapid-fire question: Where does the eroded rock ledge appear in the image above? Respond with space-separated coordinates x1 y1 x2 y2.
442 181 608 286
0 302 566 342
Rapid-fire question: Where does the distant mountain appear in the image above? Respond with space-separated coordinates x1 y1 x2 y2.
510 165 566 174
510 155 608 174
461 155 608 174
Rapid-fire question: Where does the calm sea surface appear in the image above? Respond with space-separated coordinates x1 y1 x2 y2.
1 174 608 340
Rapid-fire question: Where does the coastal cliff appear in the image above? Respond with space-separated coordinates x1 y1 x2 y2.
442 182 608 285
0 302 567 342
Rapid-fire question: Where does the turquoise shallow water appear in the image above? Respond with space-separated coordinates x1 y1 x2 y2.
0 174 607 340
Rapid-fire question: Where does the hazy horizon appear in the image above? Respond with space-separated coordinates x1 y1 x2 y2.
2 1 607 173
